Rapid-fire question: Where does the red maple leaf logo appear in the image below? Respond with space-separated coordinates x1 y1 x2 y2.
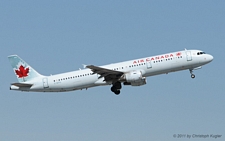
176 52 182 56
15 65 29 78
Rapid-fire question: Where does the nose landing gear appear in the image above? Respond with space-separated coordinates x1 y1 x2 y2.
189 69 195 78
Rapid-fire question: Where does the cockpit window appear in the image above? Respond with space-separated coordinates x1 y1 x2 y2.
197 52 206 55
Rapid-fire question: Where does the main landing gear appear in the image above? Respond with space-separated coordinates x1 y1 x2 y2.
189 69 195 79
111 81 122 95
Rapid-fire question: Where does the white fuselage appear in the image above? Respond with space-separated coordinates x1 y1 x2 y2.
10 50 213 92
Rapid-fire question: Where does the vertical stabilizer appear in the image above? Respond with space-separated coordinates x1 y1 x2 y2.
8 55 43 82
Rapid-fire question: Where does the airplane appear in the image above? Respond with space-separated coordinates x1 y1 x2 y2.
8 49 213 95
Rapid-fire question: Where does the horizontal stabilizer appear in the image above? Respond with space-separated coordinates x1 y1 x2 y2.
11 83 33 87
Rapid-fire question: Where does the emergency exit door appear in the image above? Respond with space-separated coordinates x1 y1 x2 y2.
146 61 152 69
186 51 192 61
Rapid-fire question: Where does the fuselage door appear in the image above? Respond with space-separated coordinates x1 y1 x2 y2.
186 51 192 61
146 61 152 69
42 78 49 88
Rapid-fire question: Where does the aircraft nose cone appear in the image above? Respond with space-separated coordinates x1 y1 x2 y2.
202 54 213 64
208 54 214 62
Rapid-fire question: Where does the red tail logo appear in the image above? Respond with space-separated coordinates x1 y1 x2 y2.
15 65 29 78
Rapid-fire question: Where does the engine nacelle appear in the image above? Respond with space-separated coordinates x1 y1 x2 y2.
121 70 147 86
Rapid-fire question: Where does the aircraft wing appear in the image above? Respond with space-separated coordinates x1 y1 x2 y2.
86 65 124 81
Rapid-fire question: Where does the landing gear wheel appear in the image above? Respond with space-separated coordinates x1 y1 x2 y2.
111 87 121 95
114 90 120 95
111 81 122 95
189 69 195 79
111 86 116 92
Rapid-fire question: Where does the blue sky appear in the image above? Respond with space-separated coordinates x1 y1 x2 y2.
0 0 224 141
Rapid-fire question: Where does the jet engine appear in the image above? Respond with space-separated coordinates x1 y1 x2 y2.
120 70 147 86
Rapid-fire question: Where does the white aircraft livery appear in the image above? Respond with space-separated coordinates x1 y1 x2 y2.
8 49 213 95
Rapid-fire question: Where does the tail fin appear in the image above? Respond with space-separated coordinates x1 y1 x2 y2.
8 55 43 82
